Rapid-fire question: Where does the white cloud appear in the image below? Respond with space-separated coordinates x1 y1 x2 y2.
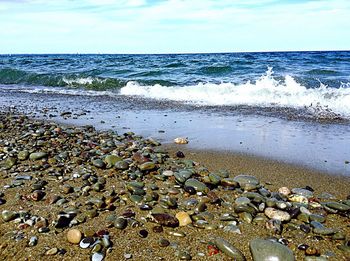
0 0 349 53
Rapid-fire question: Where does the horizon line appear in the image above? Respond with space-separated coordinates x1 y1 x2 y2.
0 49 349 56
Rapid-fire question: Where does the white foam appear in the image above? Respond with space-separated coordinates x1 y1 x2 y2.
62 77 106 86
120 68 350 117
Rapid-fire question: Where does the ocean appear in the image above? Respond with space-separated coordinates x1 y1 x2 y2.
1 51 350 175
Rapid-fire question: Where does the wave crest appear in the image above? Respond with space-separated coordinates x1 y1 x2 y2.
120 68 350 117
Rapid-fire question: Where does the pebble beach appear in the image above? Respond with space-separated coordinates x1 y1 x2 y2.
1 111 350 261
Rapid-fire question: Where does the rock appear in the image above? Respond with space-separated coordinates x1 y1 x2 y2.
162 170 174 177
45 247 58 256
325 202 350 211
29 152 47 160
159 238 170 247
152 213 179 227
174 137 188 144
288 195 308 204
28 236 38 247
114 160 129 170
92 252 104 261
250 238 295 261
114 217 127 229
176 211 192 226
264 207 291 222
1 210 16 222
30 190 45 201
221 178 238 187
278 187 291 196
291 188 313 198
104 154 121 168
67 229 82 244
176 151 185 158
213 237 246 261
2 157 16 169
184 178 209 193
233 175 260 190
17 150 29 160
139 162 156 171
311 221 335 235
92 159 105 168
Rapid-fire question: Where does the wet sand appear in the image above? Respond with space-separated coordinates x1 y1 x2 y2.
165 146 350 198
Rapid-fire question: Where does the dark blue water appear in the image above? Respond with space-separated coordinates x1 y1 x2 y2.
1 51 350 88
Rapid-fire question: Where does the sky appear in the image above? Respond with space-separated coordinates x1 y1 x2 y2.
0 0 349 54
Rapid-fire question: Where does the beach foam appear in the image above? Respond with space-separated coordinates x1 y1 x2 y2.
120 68 350 117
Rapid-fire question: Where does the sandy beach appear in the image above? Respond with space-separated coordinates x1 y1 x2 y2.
1 112 349 260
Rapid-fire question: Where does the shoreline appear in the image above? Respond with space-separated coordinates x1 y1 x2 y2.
2 90 350 176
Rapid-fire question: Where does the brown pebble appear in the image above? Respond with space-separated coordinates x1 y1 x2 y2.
152 225 163 233
67 229 82 244
45 247 58 256
305 246 320 256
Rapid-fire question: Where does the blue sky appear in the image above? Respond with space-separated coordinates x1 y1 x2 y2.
0 0 349 54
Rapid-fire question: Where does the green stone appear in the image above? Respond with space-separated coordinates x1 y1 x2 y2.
104 154 121 168
139 162 156 171
29 152 47 160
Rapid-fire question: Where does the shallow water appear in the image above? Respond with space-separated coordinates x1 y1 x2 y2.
2 90 350 176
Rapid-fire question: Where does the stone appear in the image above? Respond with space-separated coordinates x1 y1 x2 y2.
29 152 47 160
184 178 209 193
152 213 179 227
92 159 105 168
17 150 29 160
2 157 16 169
1 210 16 222
213 237 246 261
250 239 294 261
139 162 156 171
233 175 260 190
278 187 291 196
291 188 313 198
176 211 192 226
114 160 129 170
67 229 82 244
46 247 58 256
174 137 188 144
104 154 121 168
264 207 291 222
325 202 350 211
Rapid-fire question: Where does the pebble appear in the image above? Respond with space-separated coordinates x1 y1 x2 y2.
1 210 17 222
159 238 170 247
233 175 260 190
46 247 58 256
29 152 47 160
213 237 246 260
278 187 291 196
92 252 105 261
67 229 82 244
264 207 291 221
174 137 188 144
175 211 192 226
250 238 294 261
152 213 179 227
124 253 132 259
